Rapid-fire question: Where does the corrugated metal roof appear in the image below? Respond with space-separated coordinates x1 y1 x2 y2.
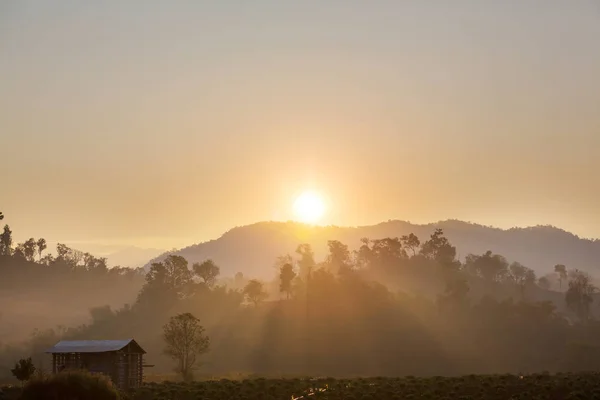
45 339 137 353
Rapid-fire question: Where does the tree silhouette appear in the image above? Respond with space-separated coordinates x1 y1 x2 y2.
279 263 296 299
296 244 316 278
555 264 567 290
163 313 209 381
22 238 37 262
243 279 268 306
509 262 536 299
11 357 36 386
565 270 596 322
420 228 457 266
193 259 220 288
401 233 421 257
36 238 47 261
538 276 551 291
0 224 12 255
325 240 352 275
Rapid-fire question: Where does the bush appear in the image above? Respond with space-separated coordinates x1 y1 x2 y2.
20 370 119 400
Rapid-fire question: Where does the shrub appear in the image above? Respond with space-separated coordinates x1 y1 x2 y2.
10 358 35 385
20 370 119 400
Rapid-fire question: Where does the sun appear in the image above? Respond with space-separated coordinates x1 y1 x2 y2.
293 191 326 224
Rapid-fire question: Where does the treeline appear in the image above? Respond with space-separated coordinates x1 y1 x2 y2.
0 217 145 352
3 224 600 380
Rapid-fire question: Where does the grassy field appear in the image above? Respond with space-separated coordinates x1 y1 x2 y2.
126 374 600 400
4 373 600 399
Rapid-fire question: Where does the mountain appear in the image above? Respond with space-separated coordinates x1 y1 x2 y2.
143 220 600 279
105 246 166 268
65 243 166 268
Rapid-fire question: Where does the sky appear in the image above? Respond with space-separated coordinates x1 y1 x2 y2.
1 0 600 250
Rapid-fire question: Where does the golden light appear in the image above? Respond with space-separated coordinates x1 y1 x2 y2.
293 191 326 224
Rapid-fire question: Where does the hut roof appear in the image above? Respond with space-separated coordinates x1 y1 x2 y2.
45 339 146 354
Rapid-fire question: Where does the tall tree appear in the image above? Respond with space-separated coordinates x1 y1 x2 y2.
279 263 296 299
401 233 421 257
325 240 352 275
296 244 316 278
565 269 597 322
163 313 210 381
243 279 268 306
22 238 37 262
0 224 13 256
555 264 567 290
420 229 457 266
192 259 220 288
509 262 536 299
36 238 47 261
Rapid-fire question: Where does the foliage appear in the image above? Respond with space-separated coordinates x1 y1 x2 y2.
163 313 210 381
243 279 268 306
555 264 568 289
20 370 118 400
11 358 35 384
279 263 296 299
565 269 597 321
192 259 220 288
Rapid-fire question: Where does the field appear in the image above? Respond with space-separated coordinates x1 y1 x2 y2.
3 373 600 399
126 374 600 400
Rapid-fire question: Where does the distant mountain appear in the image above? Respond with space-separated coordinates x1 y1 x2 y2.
105 246 165 268
143 220 600 279
65 243 166 268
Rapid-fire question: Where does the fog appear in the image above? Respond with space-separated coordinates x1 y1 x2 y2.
2 222 600 383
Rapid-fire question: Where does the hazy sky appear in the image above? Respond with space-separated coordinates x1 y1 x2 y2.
1 1 600 249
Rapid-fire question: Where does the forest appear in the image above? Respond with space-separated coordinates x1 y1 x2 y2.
2 211 600 385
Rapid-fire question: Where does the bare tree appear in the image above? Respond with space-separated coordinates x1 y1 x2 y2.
163 313 210 381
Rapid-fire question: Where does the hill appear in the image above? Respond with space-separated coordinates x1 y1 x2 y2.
144 220 600 279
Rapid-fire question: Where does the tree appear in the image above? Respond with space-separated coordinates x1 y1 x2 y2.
325 240 352 275
243 279 268 306
401 233 421 257
11 357 36 385
279 263 296 299
0 224 12 256
0 211 3 220
565 270 596 322
22 238 37 262
36 238 47 261
163 313 210 381
420 229 457 266
509 262 536 299
538 276 551 291
138 255 193 305
555 264 567 290
466 251 509 285
296 244 316 278
193 259 220 288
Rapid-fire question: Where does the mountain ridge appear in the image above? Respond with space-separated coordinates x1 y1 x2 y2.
143 219 600 279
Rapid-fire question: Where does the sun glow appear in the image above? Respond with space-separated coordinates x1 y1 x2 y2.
293 191 326 224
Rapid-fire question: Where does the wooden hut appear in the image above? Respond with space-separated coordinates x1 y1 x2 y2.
46 339 147 390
